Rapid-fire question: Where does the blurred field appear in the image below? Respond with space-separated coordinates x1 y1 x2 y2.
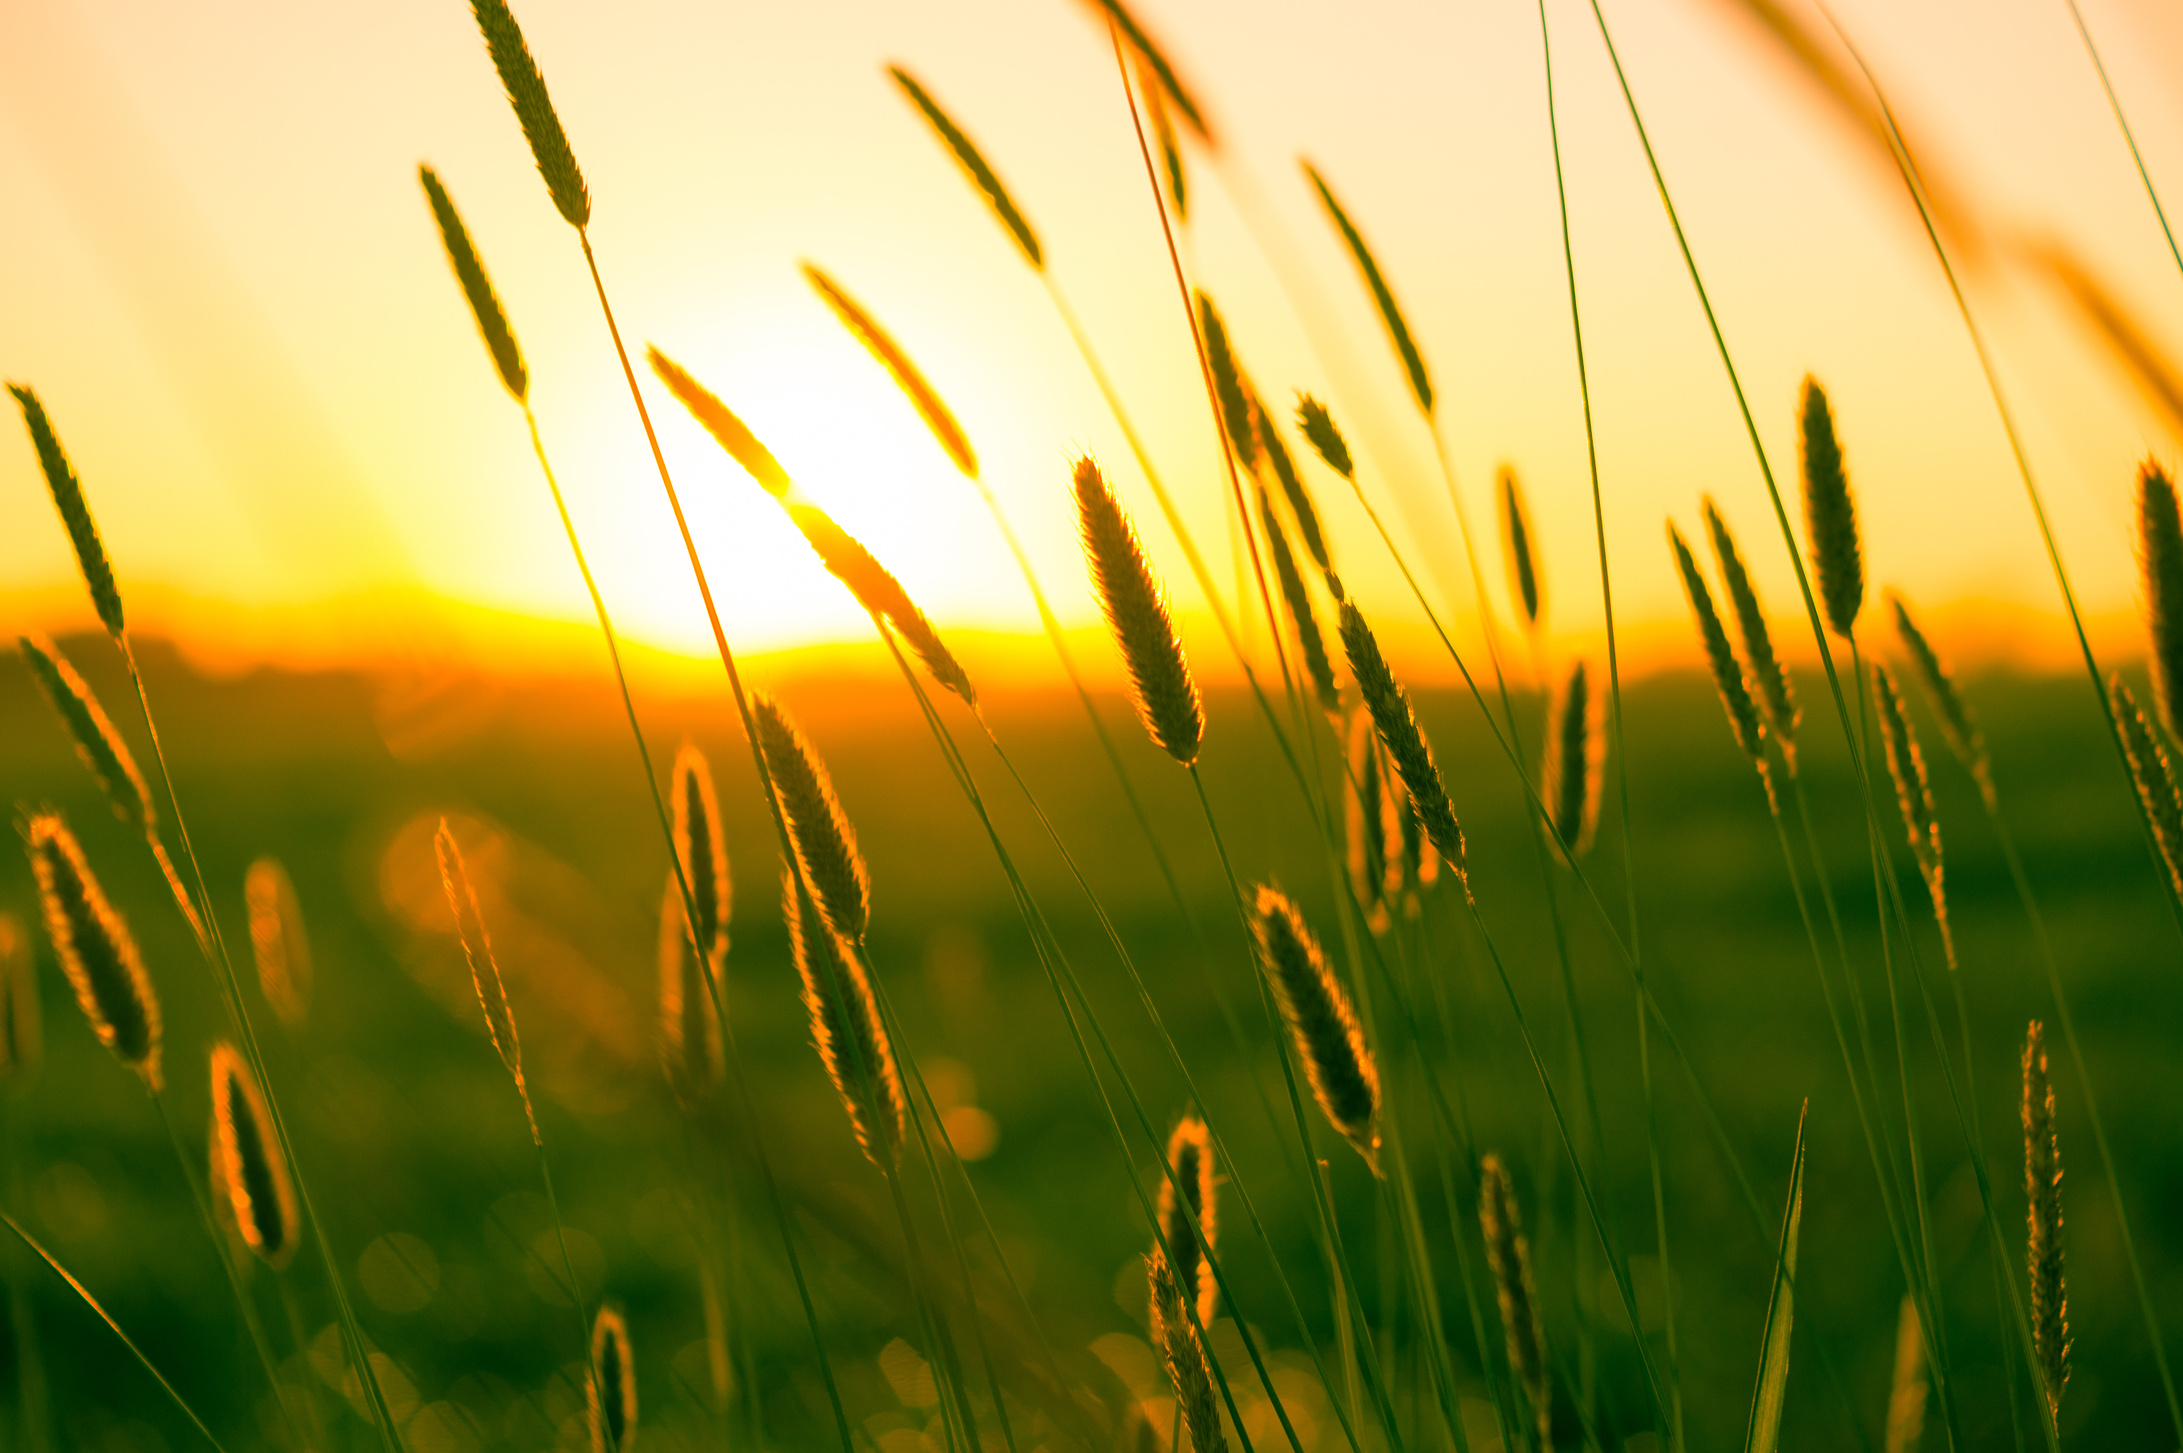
0 635 2176 1453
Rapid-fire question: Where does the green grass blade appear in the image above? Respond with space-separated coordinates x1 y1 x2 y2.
1744 1103 1807 1453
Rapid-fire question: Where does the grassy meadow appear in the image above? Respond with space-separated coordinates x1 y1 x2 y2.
8 1 2183 1452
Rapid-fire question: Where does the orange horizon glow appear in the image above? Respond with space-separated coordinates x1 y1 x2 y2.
6 0 2183 685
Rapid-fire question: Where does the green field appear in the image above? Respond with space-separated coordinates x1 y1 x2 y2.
1 635 2173 1452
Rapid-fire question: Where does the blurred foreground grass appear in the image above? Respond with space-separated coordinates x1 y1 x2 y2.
0 636 2175 1453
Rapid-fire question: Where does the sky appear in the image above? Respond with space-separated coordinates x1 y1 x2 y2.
4 0 2183 681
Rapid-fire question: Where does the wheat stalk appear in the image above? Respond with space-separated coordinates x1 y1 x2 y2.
24 814 160 1091
750 692 870 944
243 859 312 1031
1247 886 1381 1172
1798 377 1864 639
2022 1019 2069 1426
210 1042 300 1271
1499 467 1544 634
1157 1115 1218 1328
1073 456 1204 766
1480 1153 1551 1452
783 871 904 1170
1701 497 1799 772
588 1304 638 1453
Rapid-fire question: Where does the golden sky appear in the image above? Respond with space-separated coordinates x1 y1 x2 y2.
4 0 2183 678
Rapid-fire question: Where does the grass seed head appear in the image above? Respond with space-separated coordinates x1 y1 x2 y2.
1873 661 1953 968
1294 394 1353 482
1074 457 1203 765
2022 1020 2069 1425
1253 392 1331 575
1886 1295 1927 1453
1670 521 1770 783
1888 592 1990 805
589 1305 638 1453
19 634 153 831
435 820 534 1135
804 262 976 477
784 870 904 1170
1544 659 1603 859
0 916 42 1089
647 346 795 499
888 66 1044 270
244 857 313 1030
659 874 725 1109
418 165 527 400
468 0 590 229
1196 293 1257 469
1157 1115 1218 1328
672 743 731 956
1798 376 1864 638
751 691 870 944
1303 164 1431 416
1090 0 1214 145
1140 57 1187 221
210 1042 298 1270
10 386 123 640
1702 497 1799 771
1344 709 1394 931
2109 675 2183 897
1337 600 1466 884
26 814 159 1090
783 503 978 706
1498 466 1543 632
2136 459 2183 739
1258 486 1339 714
1146 1250 1227 1453
1480 1153 1551 1452
1248 886 1381 1171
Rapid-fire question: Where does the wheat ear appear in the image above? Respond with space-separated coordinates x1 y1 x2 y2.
25 814 159 1090
1798 376 1864 639
467 0 590 228
0 915 42 1087
1481 1153 1551 1452
243 858 312 1030
1073 456 1204 765
886 66 1043 269
1257 486 1339 713
802 262 976 477
750 692 870 943
8 387 123 640
1157 1115 1218 1328
1301 165 1431 415
1872 661 1954 969
1247 886 1381 1171
19 635 153 829
1147 1252 1228 1453
435 821 534 1138
1701 496 1799 771
588 1304 637 1453
210 1042 299 1270
2022 1019 2069 1426
1669 521 1771 787
1499 466 1544 632
2137 458 2183 740
1544 658 1602 859
2110 675 2183 895
1887 592 1991 806
1337 600 1466 883
418 164 528 399
783 871 904 1170
1196 293 1257 468
1344 709 1394 931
